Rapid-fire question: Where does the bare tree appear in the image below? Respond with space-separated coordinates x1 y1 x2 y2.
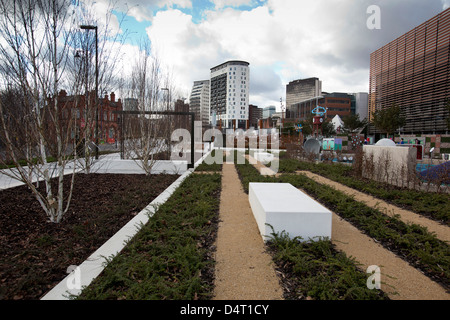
120 44 176 175
0 0 79 223
68 0 129 173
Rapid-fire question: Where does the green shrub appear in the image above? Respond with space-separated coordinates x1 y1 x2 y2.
267 229 389 300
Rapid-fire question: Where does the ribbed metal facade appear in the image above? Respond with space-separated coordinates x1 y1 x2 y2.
369 8 450 134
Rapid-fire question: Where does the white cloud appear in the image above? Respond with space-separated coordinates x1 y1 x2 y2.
127 0 448 108
127 5 154 22
442 0 450 10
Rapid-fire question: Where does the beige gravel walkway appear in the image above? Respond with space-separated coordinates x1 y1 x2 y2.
330 210 449 299
212 163 284 300
294 170 450 299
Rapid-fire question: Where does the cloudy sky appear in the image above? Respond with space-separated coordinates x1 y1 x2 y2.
82 0 450 110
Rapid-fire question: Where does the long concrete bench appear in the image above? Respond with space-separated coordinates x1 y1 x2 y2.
249 182 332 242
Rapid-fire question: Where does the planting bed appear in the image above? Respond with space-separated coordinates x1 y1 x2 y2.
235 153 450 298
266 231 389 300
278 157 450 225
0 173 179 300
77 172 222 300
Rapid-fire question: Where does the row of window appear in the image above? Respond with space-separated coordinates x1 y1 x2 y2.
62 108 116 122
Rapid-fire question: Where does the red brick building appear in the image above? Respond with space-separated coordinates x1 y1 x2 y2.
55 90 122 144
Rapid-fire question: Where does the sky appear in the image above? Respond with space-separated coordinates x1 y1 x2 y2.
81 0 450 111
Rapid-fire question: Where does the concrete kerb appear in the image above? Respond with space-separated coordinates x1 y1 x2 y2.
40 149 212 300
0 160 84 190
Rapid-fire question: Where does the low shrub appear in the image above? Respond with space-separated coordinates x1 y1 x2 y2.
266 229 389 300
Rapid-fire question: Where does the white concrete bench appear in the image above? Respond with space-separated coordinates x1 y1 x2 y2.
249 182 332 242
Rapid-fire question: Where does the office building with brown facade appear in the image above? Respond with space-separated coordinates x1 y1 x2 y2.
369 8 450 134
286 92 352 122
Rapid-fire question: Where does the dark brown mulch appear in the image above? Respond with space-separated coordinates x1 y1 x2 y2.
0 173 179 300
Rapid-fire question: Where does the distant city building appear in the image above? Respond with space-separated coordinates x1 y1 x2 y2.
286 77 322 112
287 92 352 122
189 80 210 127
369 8 450 134
123 98 138 112
210 60 250 129
351 92 369 120
263 106 276 119
248 104 262 128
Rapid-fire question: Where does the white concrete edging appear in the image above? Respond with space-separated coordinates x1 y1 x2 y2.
41 150 212 300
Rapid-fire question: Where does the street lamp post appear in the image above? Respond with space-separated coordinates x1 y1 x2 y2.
161 88 169 109
80 25 99 159
161 88 170 157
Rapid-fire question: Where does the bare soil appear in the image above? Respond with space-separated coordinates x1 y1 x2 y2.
0 173 179 300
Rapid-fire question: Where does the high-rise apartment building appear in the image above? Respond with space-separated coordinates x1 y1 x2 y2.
286 77 322 111
189 80 210 127
369 8 449 134
210 60 250 129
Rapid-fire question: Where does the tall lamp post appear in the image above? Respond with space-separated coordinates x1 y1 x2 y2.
161 88 170 157
161 88 169 109
80 25 99 159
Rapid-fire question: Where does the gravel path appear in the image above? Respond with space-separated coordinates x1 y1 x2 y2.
292 170 450 299
212 163 284 300
330 211 449 299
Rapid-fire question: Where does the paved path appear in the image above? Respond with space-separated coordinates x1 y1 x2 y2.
212 163 284 300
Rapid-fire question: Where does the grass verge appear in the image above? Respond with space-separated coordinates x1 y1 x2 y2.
77 172 222 300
